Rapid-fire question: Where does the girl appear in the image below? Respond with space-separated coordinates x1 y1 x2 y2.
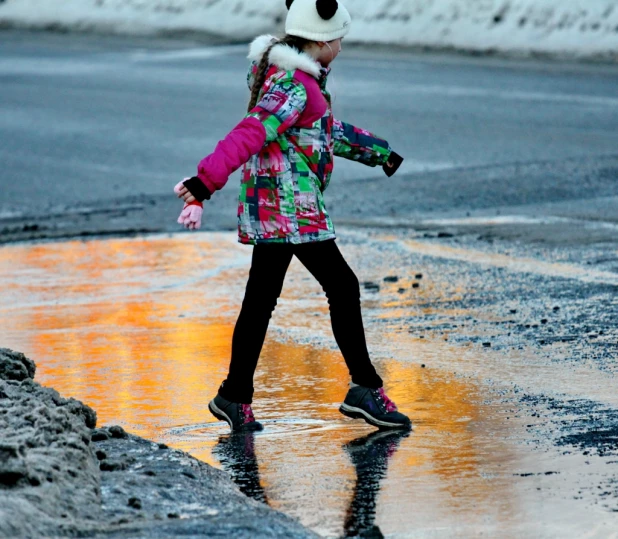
175 0 411 432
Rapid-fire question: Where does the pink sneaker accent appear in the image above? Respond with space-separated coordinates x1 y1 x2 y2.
241 404 256 424
377 388 398 413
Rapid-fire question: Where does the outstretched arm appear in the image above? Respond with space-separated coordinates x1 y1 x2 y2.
332 119 403 177
179 78 308 203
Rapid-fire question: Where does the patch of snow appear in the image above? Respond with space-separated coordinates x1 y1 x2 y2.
348 0 618 58
0 0 617 59
0 0 284 39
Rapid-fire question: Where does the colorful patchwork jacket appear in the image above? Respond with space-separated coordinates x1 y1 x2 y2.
183 35 402 245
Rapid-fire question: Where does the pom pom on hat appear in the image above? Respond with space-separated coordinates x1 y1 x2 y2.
285 0 351 41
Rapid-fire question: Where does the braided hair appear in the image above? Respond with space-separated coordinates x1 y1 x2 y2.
248 0 340 111
247 34 313 112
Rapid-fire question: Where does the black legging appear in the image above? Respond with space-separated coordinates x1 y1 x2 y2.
218 239 383 404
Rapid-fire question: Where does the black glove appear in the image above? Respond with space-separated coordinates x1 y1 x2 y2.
183 176 212 202
383 151 404 177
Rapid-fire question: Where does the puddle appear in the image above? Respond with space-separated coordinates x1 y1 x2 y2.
397 237 618 286
0 233 615 537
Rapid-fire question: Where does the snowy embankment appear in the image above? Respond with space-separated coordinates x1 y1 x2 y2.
0 0 617 59
0 348 315 537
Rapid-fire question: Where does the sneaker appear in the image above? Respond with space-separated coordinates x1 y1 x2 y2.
339 386 412 430
208 394 263 432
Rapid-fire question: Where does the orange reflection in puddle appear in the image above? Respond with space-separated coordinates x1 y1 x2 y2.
0 234 529 536
0 234 250 464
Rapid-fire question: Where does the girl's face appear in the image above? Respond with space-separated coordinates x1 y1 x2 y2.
313 38 343 66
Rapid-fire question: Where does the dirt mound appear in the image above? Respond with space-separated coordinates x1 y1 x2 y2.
0 348 100 536
0 348 315 538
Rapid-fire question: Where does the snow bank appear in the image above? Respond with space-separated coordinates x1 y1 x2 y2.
0 0 284 39
1 0 617 59
348 0 618 58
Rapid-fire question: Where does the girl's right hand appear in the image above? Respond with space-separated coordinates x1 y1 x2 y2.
177 201 204 230
174 179 196 204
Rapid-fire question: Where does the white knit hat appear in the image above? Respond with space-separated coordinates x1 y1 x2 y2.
285 0 352 42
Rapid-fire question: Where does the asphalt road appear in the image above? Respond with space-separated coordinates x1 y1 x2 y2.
1 30 617 244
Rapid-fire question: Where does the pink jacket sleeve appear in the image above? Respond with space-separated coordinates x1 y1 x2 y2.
196 117 267 194
185 77 308 201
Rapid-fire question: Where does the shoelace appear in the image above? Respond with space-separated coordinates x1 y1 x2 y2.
376 388 398 413
241 404 256 424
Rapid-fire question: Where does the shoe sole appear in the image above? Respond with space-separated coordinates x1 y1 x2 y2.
339 403 412 430
208 400 233 428
208 400 263 432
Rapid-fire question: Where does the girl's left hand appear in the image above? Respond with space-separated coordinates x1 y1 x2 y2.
174 179 196 204
383 152 404 177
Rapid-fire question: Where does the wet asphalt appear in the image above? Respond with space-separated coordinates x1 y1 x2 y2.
1 29 618 537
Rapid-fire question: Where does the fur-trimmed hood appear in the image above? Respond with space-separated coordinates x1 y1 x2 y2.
248 34 323 79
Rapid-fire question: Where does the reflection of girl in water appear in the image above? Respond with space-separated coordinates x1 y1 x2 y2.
212 433 268 504
175 0 411 432
213 429 409 538
343 430 409 537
